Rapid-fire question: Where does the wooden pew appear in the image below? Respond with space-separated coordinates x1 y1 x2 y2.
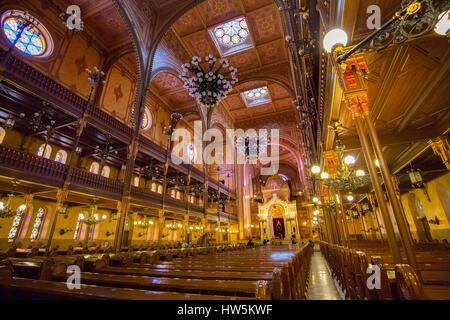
0 277 254 300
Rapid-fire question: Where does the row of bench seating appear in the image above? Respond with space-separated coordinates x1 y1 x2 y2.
319 241 450 300
0 243 311 300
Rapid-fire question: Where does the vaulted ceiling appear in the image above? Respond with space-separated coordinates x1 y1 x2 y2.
150 0 296 127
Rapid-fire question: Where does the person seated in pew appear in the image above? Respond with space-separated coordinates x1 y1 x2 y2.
176 241 182 249
246 239 254 248
182 242 189 248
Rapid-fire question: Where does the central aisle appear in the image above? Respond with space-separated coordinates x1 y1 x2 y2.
306 246 343 300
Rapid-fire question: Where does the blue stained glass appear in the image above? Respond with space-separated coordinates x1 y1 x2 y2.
3 17 45 56
74 214 83 240
30 208 45 240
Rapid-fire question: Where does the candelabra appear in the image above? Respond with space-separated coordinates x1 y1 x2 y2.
235 133 268 161
163 113 183 136
311 121 369 191
80 213 107 226
166 221 183 231
168 175 186 190
84 67 106 109
94 135 117 174
134 217 154 229
141 163 164 182
323 0 450 63
179 55 237 109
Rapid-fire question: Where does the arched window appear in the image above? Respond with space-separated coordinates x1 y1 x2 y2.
437 183 450 223
8 204 26 242
0 127 5 144
151 183 157 193
37 144 52 159
89 162 99 174
141 108 152 131
101 166 110 178
74 213 83 241
176 191 182 200
30 207 45 241
54 150 67 164
88 225 95 241
171 189 176 198
186 142 197 162
134 176 140 187
157 185 163 194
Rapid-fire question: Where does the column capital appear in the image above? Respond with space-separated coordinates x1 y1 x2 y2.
24 193 34 205
344 91 369 116
127 139 140 160
429 135 450 169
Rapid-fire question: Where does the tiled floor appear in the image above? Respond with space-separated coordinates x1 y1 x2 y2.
306 248 343 300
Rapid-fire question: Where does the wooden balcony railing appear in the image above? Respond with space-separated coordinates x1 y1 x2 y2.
69 168 123 195
130 186 162 204
1 48 235 198
0 145 66 186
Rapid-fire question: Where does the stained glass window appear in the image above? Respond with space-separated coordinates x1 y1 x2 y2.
30 208 45 241
89 162 99 174
0 127 5 144
141 109 151 131
214 17 249 47
55 150 67 164
101 166 110 178
88 225 95 241
241 86 272 107
74 214 83 241
209 17 254 57
2 17 46 56
8 205 26 242
37 144 52 159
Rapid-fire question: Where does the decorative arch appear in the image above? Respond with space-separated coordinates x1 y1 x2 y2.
8 204 26 242
55 150 67 164
436 183 450 224
37 144 52 159
89 162 100 174
101 166 110 178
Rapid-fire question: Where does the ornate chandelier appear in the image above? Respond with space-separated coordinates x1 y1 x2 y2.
80 213 107 226
235 134 268 161
311 121 369 191
0 193 16 218
180 55 237 109
0 180 19 218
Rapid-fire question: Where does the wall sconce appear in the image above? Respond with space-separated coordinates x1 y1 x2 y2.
59 228 72 235
105 231 114 237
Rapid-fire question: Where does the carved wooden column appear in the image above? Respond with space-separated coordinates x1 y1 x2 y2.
429 136 450 169
360 95 417 269
367 192 384 243
336 190 350 246
157 210 165 244
347 101 402 263
46 188 69 253
183 215 189 244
